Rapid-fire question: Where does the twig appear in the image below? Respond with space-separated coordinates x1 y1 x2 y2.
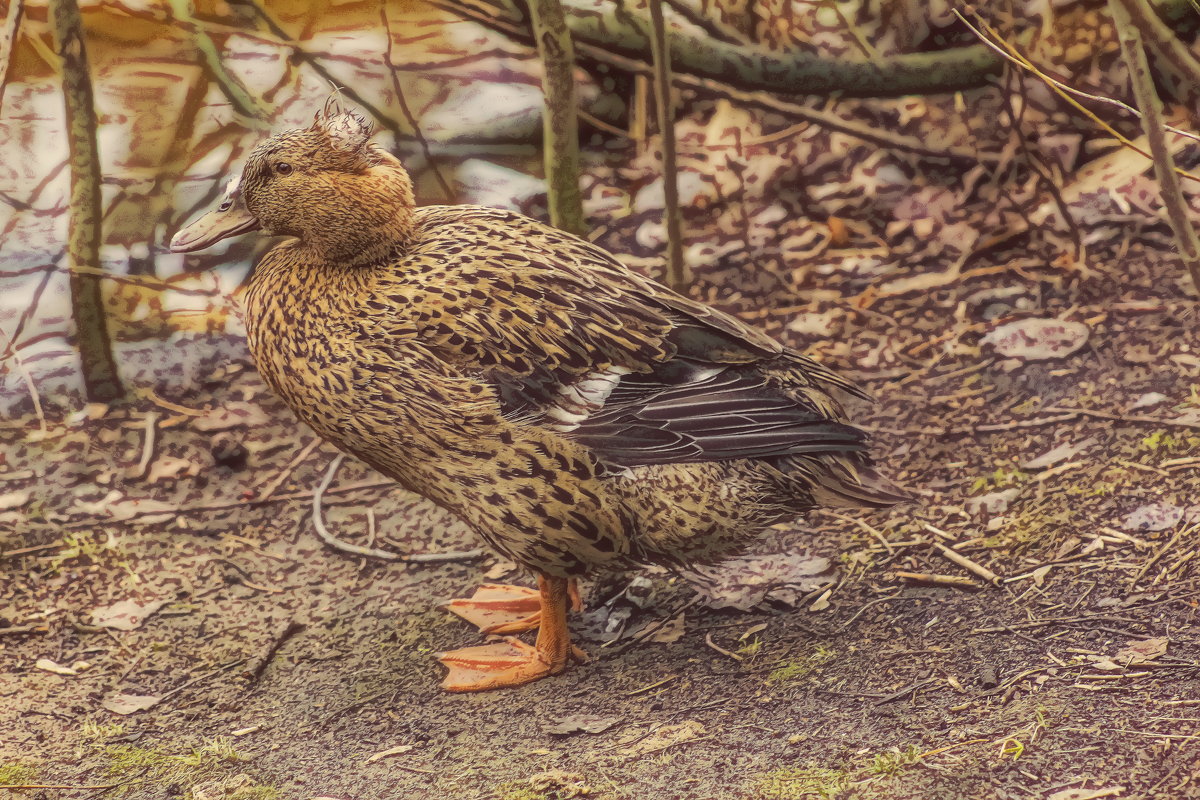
379 1 454 201
1130 522 1197 587
894 571 981 589
125 412 158 480
166 0 268 120
646 0 686 290
428 0 993 164
956 7 1200 185
255 437 320 501
931 542 1001 584
0 320 46 431
1111 0 1200 292
1044 405 1200 430
158 657 248 702
819 510 894 553
1114 0 1200 97
248 619 306 685
703 631 743 661
0 0 23 115
954 7 1200 147
312 455 485 563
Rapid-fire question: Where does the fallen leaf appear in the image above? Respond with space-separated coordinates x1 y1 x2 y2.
102 693 162 715
981 318 1089 360
622 720 706 757
35 658 77 676
1122 503 1183 532
629 612 686 644
364 744 415 764
0 490 31 511
808 589 832 612
192 403 270 432
1022 437 1098 470
965 489 1020 517
92 598 166 630
1114 637 1167 665
546 714 622 736
685 553 833 610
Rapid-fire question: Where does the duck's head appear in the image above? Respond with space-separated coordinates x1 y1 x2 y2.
171 101 415 266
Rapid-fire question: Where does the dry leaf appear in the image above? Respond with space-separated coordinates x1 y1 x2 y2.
364 744 415 764
546 714 622 736
0 490 31 511
102 693 162 715
630 612 686 644
686 553 833 610
1114 637 1168 665
1022 437 1098 470
35 658 77 676
92 598 166 630
981 318 1089 361
1122 503 1183 532
622 720 706 757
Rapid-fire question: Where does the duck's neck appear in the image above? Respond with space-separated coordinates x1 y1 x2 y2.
298 164 418 268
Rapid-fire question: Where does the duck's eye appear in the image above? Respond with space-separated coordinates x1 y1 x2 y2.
218 200 232 212
275 162 293 175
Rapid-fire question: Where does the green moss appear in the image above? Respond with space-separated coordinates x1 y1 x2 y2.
80 720 126 741
751 766 848 799
866 745 921 776
0 762 39 787
766 646 835 685
102 737 250 798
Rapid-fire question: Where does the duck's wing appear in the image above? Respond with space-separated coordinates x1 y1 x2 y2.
404 206 868 470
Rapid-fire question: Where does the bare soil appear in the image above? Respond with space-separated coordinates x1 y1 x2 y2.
3 238 1200 800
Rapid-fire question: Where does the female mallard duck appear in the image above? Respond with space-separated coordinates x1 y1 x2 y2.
171 106 907 692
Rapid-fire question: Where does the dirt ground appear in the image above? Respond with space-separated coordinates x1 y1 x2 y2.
4 234 1200 800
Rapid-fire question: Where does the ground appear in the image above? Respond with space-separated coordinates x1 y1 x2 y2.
3 235 1200 800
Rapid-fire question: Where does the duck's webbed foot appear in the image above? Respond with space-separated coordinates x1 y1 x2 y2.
445 579 583 634
439 575 586 692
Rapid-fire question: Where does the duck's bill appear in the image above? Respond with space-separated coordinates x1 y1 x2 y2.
169 204 260 253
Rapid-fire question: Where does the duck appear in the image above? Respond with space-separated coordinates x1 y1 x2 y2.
170 102 908 692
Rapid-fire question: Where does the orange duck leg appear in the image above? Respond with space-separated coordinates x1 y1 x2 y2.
446 578 583 634
439 575 587 691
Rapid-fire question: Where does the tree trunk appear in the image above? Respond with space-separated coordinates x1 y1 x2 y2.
647 0 686 290
49 0 124 403
527 0 586 236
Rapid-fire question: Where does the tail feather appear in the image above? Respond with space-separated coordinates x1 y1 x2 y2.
776 454 911 509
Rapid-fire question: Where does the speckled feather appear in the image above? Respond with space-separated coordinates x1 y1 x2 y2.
233 110 906 577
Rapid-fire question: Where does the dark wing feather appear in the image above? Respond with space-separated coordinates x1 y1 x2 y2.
401 205 869 469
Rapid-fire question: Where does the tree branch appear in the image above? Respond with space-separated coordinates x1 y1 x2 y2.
0 0 22 116
646 0 686 289
527 0 586 235
460 0 1008 97
1111 0 1200 293
167 0 269 122
427 0 994 165
49 0 123 402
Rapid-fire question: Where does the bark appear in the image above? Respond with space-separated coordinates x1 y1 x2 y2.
464 0 1004 97
527 0 586 235
647 0 686 290
49 0 124 402
0 0 22 115
1111 0 1200 294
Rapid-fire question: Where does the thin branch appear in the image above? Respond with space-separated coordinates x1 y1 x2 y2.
1114 0 1200 99
647 0 686 290
379 1 455 202
527 0 587 235
659 0 746 45
49 0 123 402
428 0 993 165
1111 0 1200 292
955 8 1200 184
166 0 269 121
312 455 485 564
956 7 1200 146
231 0 403 140
0 0 23 115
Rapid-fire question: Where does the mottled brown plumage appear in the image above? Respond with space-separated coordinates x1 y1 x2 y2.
171 104 906 691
